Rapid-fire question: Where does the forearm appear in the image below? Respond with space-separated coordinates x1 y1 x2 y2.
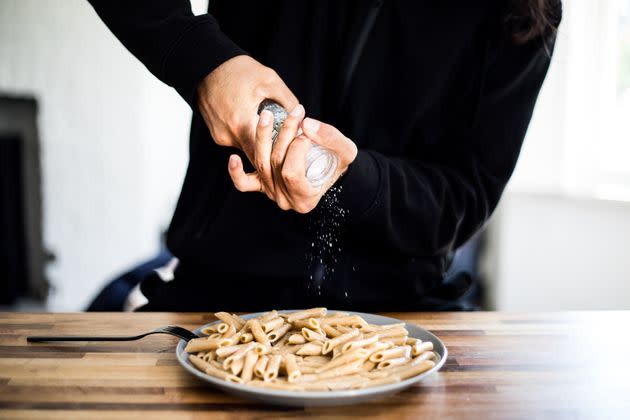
87 0 245 108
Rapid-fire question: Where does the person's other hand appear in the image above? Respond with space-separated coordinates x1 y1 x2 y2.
197 55 298 162
226 105 358 213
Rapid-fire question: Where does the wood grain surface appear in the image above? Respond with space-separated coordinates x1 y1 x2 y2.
1 312 630 419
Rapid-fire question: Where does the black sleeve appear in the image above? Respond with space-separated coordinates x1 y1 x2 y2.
87 0 246 109
339 32 558 258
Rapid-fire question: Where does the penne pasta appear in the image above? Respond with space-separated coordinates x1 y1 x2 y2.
258 310 279 323
416 341 434 355
186 308 439 391
321 324 342 338
184 337 231 353
274 344 301 355
200 325 219 335
230 356 245 375
361 361 376 372
254 343 271 355
274 331 292 348
202 351 216 362
319 316 368 329
325 374 367 390
261 317 284 334
382 335 409 346
295 341 323 356
215 344 246 358
316 348 369 373
223 342 256 370
332 346 342 359
369 345 411 363
301 355 329 365
360 376 399 388
410 351 436 365
221 324 237 339
302 327 326 342
209 360 224 370
335 325 354 334
287 308 327 322
321 328 360 354
249 319 270 347
288 334 306 345
232 313 247 328
363 322 406 333
316 359 363 380
394 360 435 380
216 323 229 334
284 353 301 383
376 356 410 370
249 379 304 391
240 351 258 382
377 326 408 339
268 323 291 343
292 318 321 330
253 355 269 378
264 354 282 382
295 365 319 374
342 334 379 353
189 355 243 383
214 312 244 330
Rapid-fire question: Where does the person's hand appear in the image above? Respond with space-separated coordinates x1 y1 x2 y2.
197 55 298 162
226 105 358 213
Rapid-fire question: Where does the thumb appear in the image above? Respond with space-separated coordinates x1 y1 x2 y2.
227 154 262 193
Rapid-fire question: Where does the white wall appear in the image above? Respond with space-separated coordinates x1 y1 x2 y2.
486 192 630 310
0 1 192 310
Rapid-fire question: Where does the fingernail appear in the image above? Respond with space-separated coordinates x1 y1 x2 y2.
303 117 320 133
259 110 272 127
290 104 304 117
229 155 238 169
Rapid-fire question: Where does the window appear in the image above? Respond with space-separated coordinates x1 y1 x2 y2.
510 0 630 201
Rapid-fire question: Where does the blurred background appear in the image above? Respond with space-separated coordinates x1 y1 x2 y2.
1 0 629 311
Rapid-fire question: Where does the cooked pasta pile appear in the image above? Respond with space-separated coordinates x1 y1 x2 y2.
184 308 437 391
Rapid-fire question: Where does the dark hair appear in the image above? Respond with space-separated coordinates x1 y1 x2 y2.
506 0 562 44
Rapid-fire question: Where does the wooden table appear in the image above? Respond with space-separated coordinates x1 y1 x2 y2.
1 312 629 419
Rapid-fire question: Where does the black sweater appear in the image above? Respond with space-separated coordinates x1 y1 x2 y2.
88 1 559 311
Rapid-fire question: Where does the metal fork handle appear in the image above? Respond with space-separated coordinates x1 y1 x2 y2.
27 332 160 343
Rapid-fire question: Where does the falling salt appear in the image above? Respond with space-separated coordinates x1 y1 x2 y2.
305 185 348 299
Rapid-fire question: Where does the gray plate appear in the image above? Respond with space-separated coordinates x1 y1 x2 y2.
176 310 447 407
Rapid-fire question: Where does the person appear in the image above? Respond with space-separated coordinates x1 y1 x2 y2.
87 1 562 311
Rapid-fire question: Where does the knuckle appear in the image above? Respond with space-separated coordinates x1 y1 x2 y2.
282 169 299 186
349 141 358 158
295 202 315 214
264 67 279 82
254 85 268 99
226 116 241 133
270 151 282 168
254 158 267 174
284 114 300 128
277 200 291 211
215 136 229 147
233 181 245 192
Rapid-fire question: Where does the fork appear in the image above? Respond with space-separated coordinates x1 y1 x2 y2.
26 325 199 343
